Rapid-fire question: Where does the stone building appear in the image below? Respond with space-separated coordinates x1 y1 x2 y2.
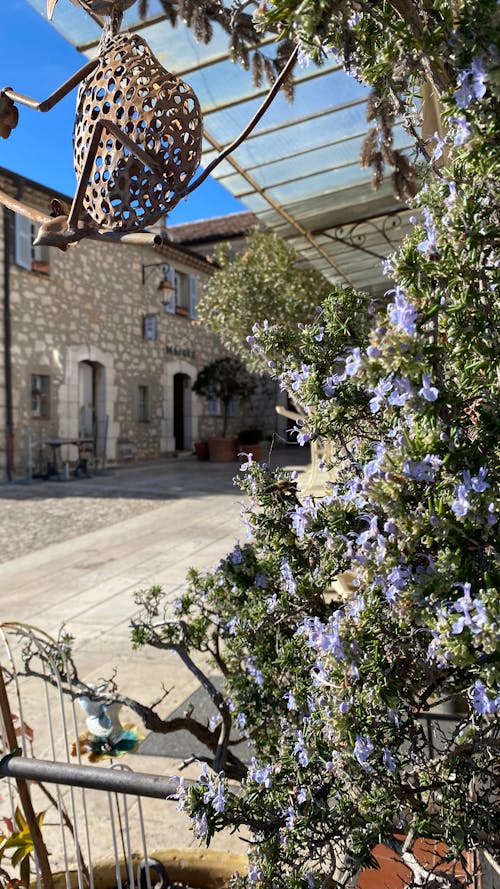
0 167 278 481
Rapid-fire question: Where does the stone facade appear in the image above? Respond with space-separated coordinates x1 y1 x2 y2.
0 168 281 480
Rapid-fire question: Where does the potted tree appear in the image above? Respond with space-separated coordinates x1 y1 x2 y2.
192 358 256 462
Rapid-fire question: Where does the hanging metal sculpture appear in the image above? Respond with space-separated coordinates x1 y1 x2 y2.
0 0 297 251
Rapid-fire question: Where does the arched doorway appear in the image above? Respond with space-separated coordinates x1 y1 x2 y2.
173 372 192 451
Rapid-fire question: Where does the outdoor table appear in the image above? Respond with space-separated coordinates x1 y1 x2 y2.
44 437 94 478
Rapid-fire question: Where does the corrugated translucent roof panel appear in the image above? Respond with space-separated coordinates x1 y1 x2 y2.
26 0 413 290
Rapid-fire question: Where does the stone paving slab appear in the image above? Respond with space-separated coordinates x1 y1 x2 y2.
0 448 309 871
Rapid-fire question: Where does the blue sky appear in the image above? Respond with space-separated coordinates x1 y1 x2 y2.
1 0 245 223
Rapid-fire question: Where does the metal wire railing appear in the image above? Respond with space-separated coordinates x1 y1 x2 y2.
0 623 183 889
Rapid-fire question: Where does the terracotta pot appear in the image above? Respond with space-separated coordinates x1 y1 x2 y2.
238 442 262 462
208 436 238 462
194 440 209 460
51 848 248 889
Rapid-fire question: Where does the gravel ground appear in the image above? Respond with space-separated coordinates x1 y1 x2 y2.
0 449 309 565
0 483 165 563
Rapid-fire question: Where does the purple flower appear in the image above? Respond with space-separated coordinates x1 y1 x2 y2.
230 545 243 565
403 454 441 482
212 782 227 813
445 180 457 207
298 614 346 661
296 42 311 69
248 758 273 788
280 559 297 595
387 376 412 407
471 467 489 492
248 863 263 885
290 363 311 392
369 376 393 413
285 690 297 711
431 131 445 160
417 209 438 256
293 731 309 767
363 442 386 479
419 374 439 402
247 657 264 686
266 593 278 613
192 811 208 839
470 680 496 716
345 347 362 377
297 786 307 804
236 712 247 731
387 288 418 335
385 564 411 603
451 115 472 145
382 746 396 772
454 57 488 109
353 735 374 768
296 428 312 446
451 484 472 517
291 498 317 537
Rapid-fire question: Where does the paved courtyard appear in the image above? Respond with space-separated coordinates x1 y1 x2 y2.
0 447 309 866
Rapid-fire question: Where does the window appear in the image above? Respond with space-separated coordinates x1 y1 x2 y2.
15 215 50 273
175 271 190 315
138 385 149 422
165 271 197 318
31 374 50 418
208 384 218 416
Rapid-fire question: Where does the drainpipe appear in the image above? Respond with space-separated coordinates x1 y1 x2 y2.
3 206 14 481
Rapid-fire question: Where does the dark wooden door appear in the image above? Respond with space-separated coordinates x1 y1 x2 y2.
173 373 185 450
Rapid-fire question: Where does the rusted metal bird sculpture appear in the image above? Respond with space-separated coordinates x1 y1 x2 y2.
0 0 297 252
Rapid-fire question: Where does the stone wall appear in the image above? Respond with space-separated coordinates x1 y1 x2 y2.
0 170 282 480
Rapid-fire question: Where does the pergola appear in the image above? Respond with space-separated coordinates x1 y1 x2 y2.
28 0 418 291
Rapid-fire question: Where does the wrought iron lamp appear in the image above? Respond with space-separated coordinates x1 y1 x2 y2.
141 262 175 295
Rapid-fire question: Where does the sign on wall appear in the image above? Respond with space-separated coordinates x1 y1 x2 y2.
143 314 158 341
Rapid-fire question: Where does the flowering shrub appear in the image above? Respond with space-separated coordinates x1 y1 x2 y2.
132 2 499 887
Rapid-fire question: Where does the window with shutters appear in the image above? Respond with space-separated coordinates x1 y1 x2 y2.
170 271 197 318
31 374 50 418
14 214 50 274
174 271 190 316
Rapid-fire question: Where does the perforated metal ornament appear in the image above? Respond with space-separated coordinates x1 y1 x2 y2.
73 32 202 230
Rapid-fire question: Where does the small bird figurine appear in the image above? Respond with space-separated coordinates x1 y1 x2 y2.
72 687 143 762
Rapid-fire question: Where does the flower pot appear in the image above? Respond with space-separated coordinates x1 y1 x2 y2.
194 440 209 460
238 442 262 462
208 436 238 462
51 848 248 889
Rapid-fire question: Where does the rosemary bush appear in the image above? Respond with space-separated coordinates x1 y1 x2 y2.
132 2 499 886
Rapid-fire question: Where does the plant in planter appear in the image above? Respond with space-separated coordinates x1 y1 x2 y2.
192 358 256 462
194 440 209 461
238 429 263 463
